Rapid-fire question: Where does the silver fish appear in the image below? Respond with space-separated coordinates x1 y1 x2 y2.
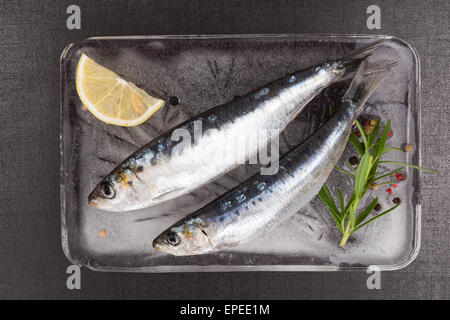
153 60 395 255
89 40 387 212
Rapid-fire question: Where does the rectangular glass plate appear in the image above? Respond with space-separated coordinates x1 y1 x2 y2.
60 34 422 272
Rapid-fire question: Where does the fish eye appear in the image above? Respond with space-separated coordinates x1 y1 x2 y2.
165 231 181 246
100 181 116 199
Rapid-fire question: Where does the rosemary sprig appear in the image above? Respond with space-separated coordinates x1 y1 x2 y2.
318 119 437 247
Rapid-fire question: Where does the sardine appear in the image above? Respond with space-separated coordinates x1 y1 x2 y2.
153 60 396 255
89 40 387 212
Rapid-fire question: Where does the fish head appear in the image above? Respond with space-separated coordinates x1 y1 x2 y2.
88 166 148 212
153 219 213 256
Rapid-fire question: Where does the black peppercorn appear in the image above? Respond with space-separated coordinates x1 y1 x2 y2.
168 96 179 106
393 197 401 204
374 204 382 211
349 156 359 166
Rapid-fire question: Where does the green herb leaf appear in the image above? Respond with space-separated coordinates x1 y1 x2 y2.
351 202 401 234
373 167 402 181
376 120 391 159
318 184 340 216
337 189 345 215
346 161 357 174
334 166 356 178
378 161 438 173
344 195 353 211
349 132 364 156
381 147 403 155
355 197 379 226
368 119 381 146
355 120 369 151
374 180 397 186
354 152 372 199
318 184 343 232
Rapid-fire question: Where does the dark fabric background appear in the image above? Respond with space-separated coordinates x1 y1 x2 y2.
0 0 448 299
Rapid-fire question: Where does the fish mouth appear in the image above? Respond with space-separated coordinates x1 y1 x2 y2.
87 187 101 208
152 237 164 251
87 192 97 207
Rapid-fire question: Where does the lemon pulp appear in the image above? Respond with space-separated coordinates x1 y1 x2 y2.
76 54 165 127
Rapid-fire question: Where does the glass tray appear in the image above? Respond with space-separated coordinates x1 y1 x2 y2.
60 34 422 272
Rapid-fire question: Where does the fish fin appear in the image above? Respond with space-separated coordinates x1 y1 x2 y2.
153 187 185 201
343 60 397 113
216 242 241 250
336 39 391 81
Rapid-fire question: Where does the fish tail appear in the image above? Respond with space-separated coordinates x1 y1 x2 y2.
343 59 397 113
336 39 390 81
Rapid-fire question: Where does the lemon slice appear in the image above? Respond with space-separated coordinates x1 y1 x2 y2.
76 54 165 126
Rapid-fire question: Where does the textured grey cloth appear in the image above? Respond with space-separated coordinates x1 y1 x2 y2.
0 0 449 299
